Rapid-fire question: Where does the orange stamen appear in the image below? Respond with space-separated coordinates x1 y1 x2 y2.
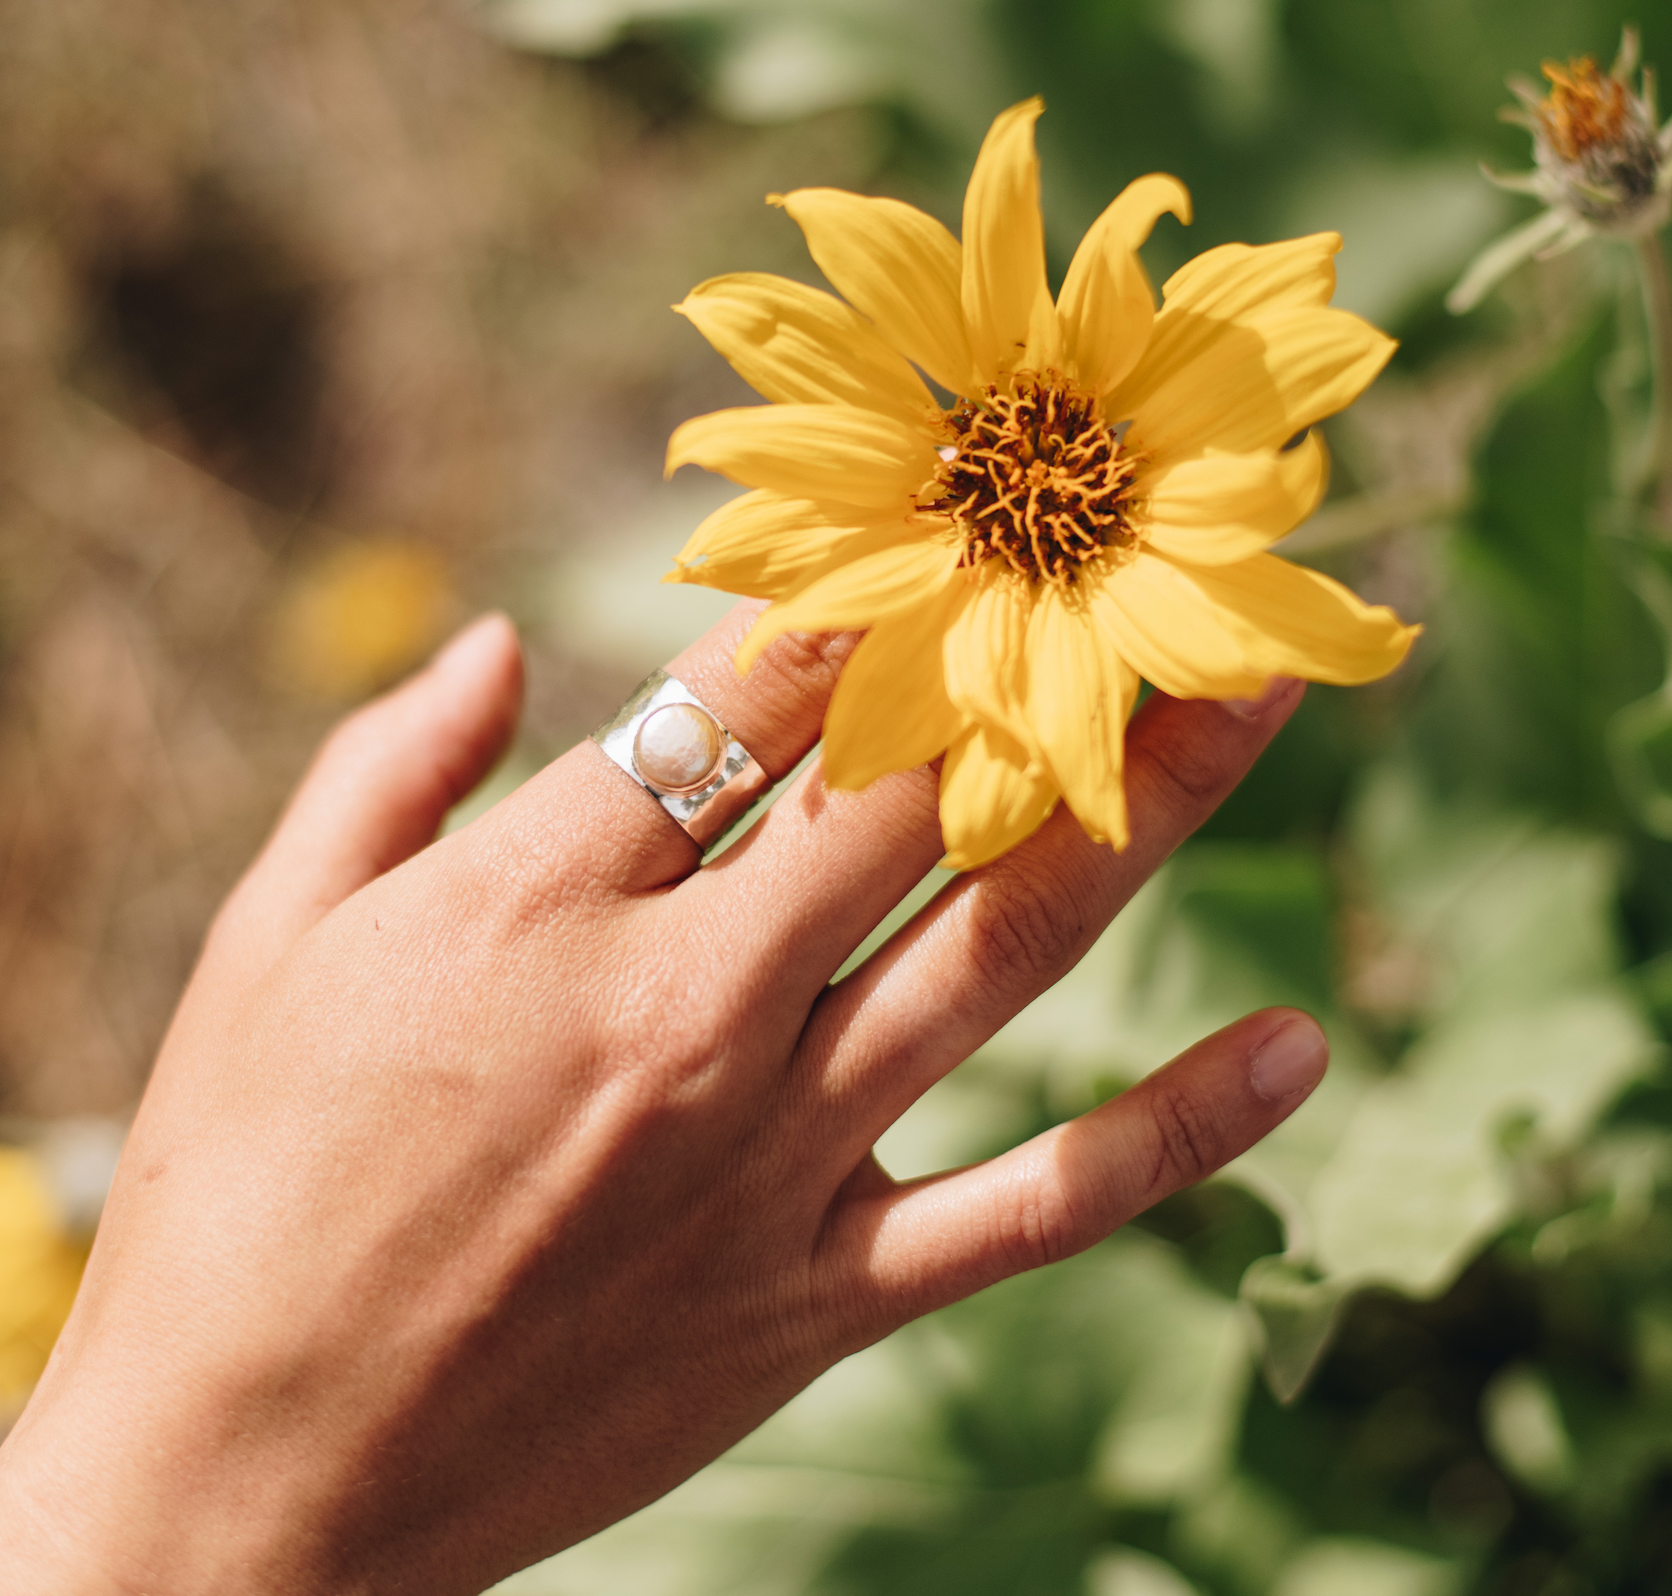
915 373 1142 587
1538 55 1630 161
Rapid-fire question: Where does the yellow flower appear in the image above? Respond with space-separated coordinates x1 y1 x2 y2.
665 99 1418 869
0 1147 86 1425
270 540 456 702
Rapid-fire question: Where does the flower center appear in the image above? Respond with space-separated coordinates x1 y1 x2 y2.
920 372 1141 587
1538 56 1630 161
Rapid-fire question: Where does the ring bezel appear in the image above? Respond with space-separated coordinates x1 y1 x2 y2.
592 670 770 849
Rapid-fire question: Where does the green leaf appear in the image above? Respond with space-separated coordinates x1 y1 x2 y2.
1409 303 1662 822
1238 1257 1354 1406
1219 765 1661 1394
1345 760 1627 1015
1170 1472 1305 1596
1085 1547 1203 1596
1272 1538 1461 1596
1091 1240 1253 1506
1481 1363 1575 1496
1309 991 1658 1296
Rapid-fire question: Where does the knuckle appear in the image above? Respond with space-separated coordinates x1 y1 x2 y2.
633 970 748 1097
1137 728 1237 818
473 851 574 944
760 626 854 688
1144 1079 1223 1193
745 631 859 767
996 1171 1081 1272
961 873 1081 991
476 819 622 937
655 1017 734 1094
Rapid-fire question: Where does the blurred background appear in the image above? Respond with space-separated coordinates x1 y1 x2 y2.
4 0 1672 1591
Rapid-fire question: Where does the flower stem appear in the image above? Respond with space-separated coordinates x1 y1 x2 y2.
1638 230 1672 532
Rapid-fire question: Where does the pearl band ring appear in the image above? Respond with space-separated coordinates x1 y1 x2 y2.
592 670 769 848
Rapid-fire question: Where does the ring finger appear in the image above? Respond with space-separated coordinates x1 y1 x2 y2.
491 600 861 896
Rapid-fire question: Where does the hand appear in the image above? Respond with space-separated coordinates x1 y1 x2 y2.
0 604 1325 1595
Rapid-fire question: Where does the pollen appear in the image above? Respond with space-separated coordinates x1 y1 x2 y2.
920 373 1142 587
1538 55 1631 161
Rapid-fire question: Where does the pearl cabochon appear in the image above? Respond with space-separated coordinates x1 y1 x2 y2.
633 702 725 794
592 668 768 847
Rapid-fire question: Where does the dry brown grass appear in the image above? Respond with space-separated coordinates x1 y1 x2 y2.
0 0 888 1114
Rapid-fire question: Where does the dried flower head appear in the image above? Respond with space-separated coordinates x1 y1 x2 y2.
1450 28 1672 313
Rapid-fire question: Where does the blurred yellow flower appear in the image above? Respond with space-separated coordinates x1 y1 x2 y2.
0 1148 86 1425
665 99 1417 867
271 540 455 701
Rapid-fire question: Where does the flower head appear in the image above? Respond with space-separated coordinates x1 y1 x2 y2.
1449 29 1672 313
665 99 1418 868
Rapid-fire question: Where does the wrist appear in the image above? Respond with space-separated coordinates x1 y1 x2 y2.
0 1423 131 1596
0 1373 337 1596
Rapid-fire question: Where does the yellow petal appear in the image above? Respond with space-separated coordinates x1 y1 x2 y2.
1175 551 1420 684
676 273 934 425
1024 586 1139 849
1139 434 1328 566
736 539 960 673
942 565 1037 754
1114 305 1395 462
961 98 1054 386
939 722 1058 870
822 581 966 790
774 188 977 395
665 489 917 600
1057 173 1191 395
1159 233 1344 320
667 404 937 509
1089 554 1272 698
1023 266 1063 374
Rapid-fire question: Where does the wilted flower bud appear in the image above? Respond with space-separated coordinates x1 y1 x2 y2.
1515 35 1668 234
1449 28 1672 313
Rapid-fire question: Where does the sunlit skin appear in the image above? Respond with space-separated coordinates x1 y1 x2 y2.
0 604 1328 1595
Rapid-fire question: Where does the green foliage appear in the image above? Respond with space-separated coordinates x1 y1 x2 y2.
481 0 1672 1591
1409 304 1663 822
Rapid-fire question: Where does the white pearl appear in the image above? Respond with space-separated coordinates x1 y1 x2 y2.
634 703 724 793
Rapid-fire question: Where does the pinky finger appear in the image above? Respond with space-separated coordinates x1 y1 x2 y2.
824 1008 1327 1332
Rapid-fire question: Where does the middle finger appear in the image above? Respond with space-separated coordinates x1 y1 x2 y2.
795 682 1305 1149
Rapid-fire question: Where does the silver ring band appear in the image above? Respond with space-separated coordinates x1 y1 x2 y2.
592 670 770 849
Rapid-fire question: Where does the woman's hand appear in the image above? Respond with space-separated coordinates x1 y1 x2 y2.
0 604 1325 1595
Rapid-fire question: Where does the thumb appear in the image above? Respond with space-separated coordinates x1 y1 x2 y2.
204 613 524 992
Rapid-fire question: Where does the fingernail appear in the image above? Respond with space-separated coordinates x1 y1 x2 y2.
1249 1018 1328 1102
1223 677 1299 721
